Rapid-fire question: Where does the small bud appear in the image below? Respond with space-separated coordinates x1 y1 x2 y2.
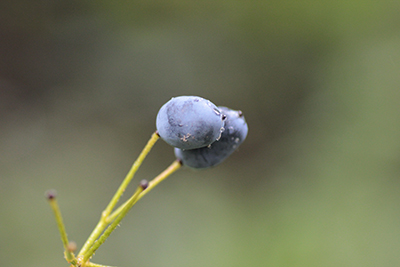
45 189 57 200
140 179 149 190
67 241 77 252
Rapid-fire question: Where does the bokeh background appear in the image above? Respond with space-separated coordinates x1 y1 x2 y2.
1 1 400 266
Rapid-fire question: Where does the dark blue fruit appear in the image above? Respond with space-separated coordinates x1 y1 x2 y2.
174 106 248 169
156 96 225 150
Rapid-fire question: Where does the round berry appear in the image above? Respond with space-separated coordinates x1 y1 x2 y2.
156 96 225 150
174 106 248 168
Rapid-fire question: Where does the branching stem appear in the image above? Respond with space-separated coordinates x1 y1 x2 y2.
77 132 159 261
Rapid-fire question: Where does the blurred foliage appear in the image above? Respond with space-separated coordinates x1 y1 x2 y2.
1 1 400 267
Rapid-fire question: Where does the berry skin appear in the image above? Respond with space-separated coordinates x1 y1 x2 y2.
174 106 248 169
156 96 225 150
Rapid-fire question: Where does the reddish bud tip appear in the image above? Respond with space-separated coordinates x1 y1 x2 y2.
140 180 149 190
45 189 57 200
67 241 77 252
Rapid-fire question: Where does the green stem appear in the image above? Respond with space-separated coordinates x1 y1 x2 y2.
138 159 182 201
46 190 77 265
77 132 159 258
103 132 159 216
106 160 182 222
82 182 148 264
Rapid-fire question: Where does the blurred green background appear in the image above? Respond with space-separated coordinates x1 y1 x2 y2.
1 1 400 266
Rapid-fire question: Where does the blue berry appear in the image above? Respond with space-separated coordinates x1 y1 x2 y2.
174 106 248 168
156 96 225 150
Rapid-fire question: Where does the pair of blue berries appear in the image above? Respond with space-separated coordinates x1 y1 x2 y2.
156 96 248 169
